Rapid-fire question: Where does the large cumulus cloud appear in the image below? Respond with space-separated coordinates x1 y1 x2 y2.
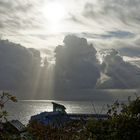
1 35 140 100
97 49 140 89
0 39 42 98
54 35 100 91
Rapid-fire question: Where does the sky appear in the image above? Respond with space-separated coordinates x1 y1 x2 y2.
1 0 140 99
1 0 140 58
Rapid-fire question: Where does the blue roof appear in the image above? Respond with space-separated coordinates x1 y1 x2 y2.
30 111 70 126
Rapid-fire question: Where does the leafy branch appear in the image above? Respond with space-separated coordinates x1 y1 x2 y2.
0 92 17 122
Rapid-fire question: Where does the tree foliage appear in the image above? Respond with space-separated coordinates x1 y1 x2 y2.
86 96 140 140
0 92 17 122
28 96 140 140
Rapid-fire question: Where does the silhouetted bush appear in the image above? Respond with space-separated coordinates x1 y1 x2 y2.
28 96 140 140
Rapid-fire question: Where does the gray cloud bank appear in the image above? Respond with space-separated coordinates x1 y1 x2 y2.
0 39 42 98
83 0 140 26
54 35 100 91
97 49 140 89
0 35 140 99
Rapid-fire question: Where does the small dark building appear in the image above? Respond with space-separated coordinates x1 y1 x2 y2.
52 102 66 113
30 102 108 128
30 111 70 127
30 102 69 127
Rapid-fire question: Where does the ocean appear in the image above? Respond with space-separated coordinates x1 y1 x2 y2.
5 90 140 125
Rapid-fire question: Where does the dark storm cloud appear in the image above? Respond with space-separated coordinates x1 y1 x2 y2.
0 38 58 99
97 49 140 89
54 35 100 91
0 39 42 98
1 35 140 100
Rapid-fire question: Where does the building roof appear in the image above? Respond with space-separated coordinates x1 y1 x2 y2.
52 102 66 109
30 111 70 127
8 120 26 132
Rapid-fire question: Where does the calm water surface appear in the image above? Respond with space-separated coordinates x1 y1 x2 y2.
5 90 140 124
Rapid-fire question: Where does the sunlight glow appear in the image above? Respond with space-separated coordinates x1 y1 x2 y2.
43 2 66 24
42 2 67 33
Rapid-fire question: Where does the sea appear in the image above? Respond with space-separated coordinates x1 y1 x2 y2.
5 89 140 125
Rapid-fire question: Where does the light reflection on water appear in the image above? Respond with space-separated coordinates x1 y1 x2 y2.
6 100 110 124
5 90 140 124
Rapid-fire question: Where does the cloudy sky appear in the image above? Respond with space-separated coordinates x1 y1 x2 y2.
1 0 140 57
1 0 140 99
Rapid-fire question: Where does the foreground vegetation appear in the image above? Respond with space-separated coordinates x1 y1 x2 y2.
0 92 140 140
27 96 140 140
